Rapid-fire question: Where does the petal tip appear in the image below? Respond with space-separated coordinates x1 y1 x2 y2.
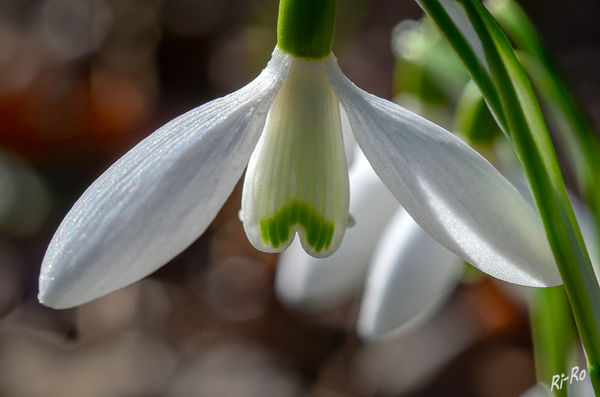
37 287 70 310
356 318 404 342
356 319 380 341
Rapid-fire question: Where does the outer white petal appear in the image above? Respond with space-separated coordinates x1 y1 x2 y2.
507 169 600 284
357 209 462 340
325 56 561 287
39 48 291 309
275 148 397 309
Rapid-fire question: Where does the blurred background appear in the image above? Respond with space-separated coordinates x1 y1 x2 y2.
0 0 599 396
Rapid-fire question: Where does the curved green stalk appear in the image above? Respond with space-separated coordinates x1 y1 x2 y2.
531 287 576 397
417 0 600 393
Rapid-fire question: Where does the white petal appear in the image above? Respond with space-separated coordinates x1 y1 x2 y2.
325 56 561 287
275 149 398 309
39 47 291 309
506 168 600 284
340 105 357 167
357 209 462 340
241 56 349 257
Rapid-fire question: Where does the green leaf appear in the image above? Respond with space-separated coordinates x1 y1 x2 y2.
531 286 576 397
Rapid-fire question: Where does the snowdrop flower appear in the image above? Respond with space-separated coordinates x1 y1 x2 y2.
39 0 560 309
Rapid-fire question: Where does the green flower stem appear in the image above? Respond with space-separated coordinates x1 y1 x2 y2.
418 0 600 393
277 0 336 59
489 0 600 257
531 287 576 396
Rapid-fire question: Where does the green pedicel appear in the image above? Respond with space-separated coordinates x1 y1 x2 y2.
277 0 336 59
260 200 335 252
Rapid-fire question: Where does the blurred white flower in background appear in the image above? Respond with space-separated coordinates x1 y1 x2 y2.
276 147 463 339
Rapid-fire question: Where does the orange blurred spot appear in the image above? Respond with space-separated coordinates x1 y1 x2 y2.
87 69 148 141
461 279 520 335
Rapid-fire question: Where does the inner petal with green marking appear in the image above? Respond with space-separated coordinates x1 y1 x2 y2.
241 54 349 258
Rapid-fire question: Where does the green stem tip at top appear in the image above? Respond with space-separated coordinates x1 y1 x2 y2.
277 0 336 59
